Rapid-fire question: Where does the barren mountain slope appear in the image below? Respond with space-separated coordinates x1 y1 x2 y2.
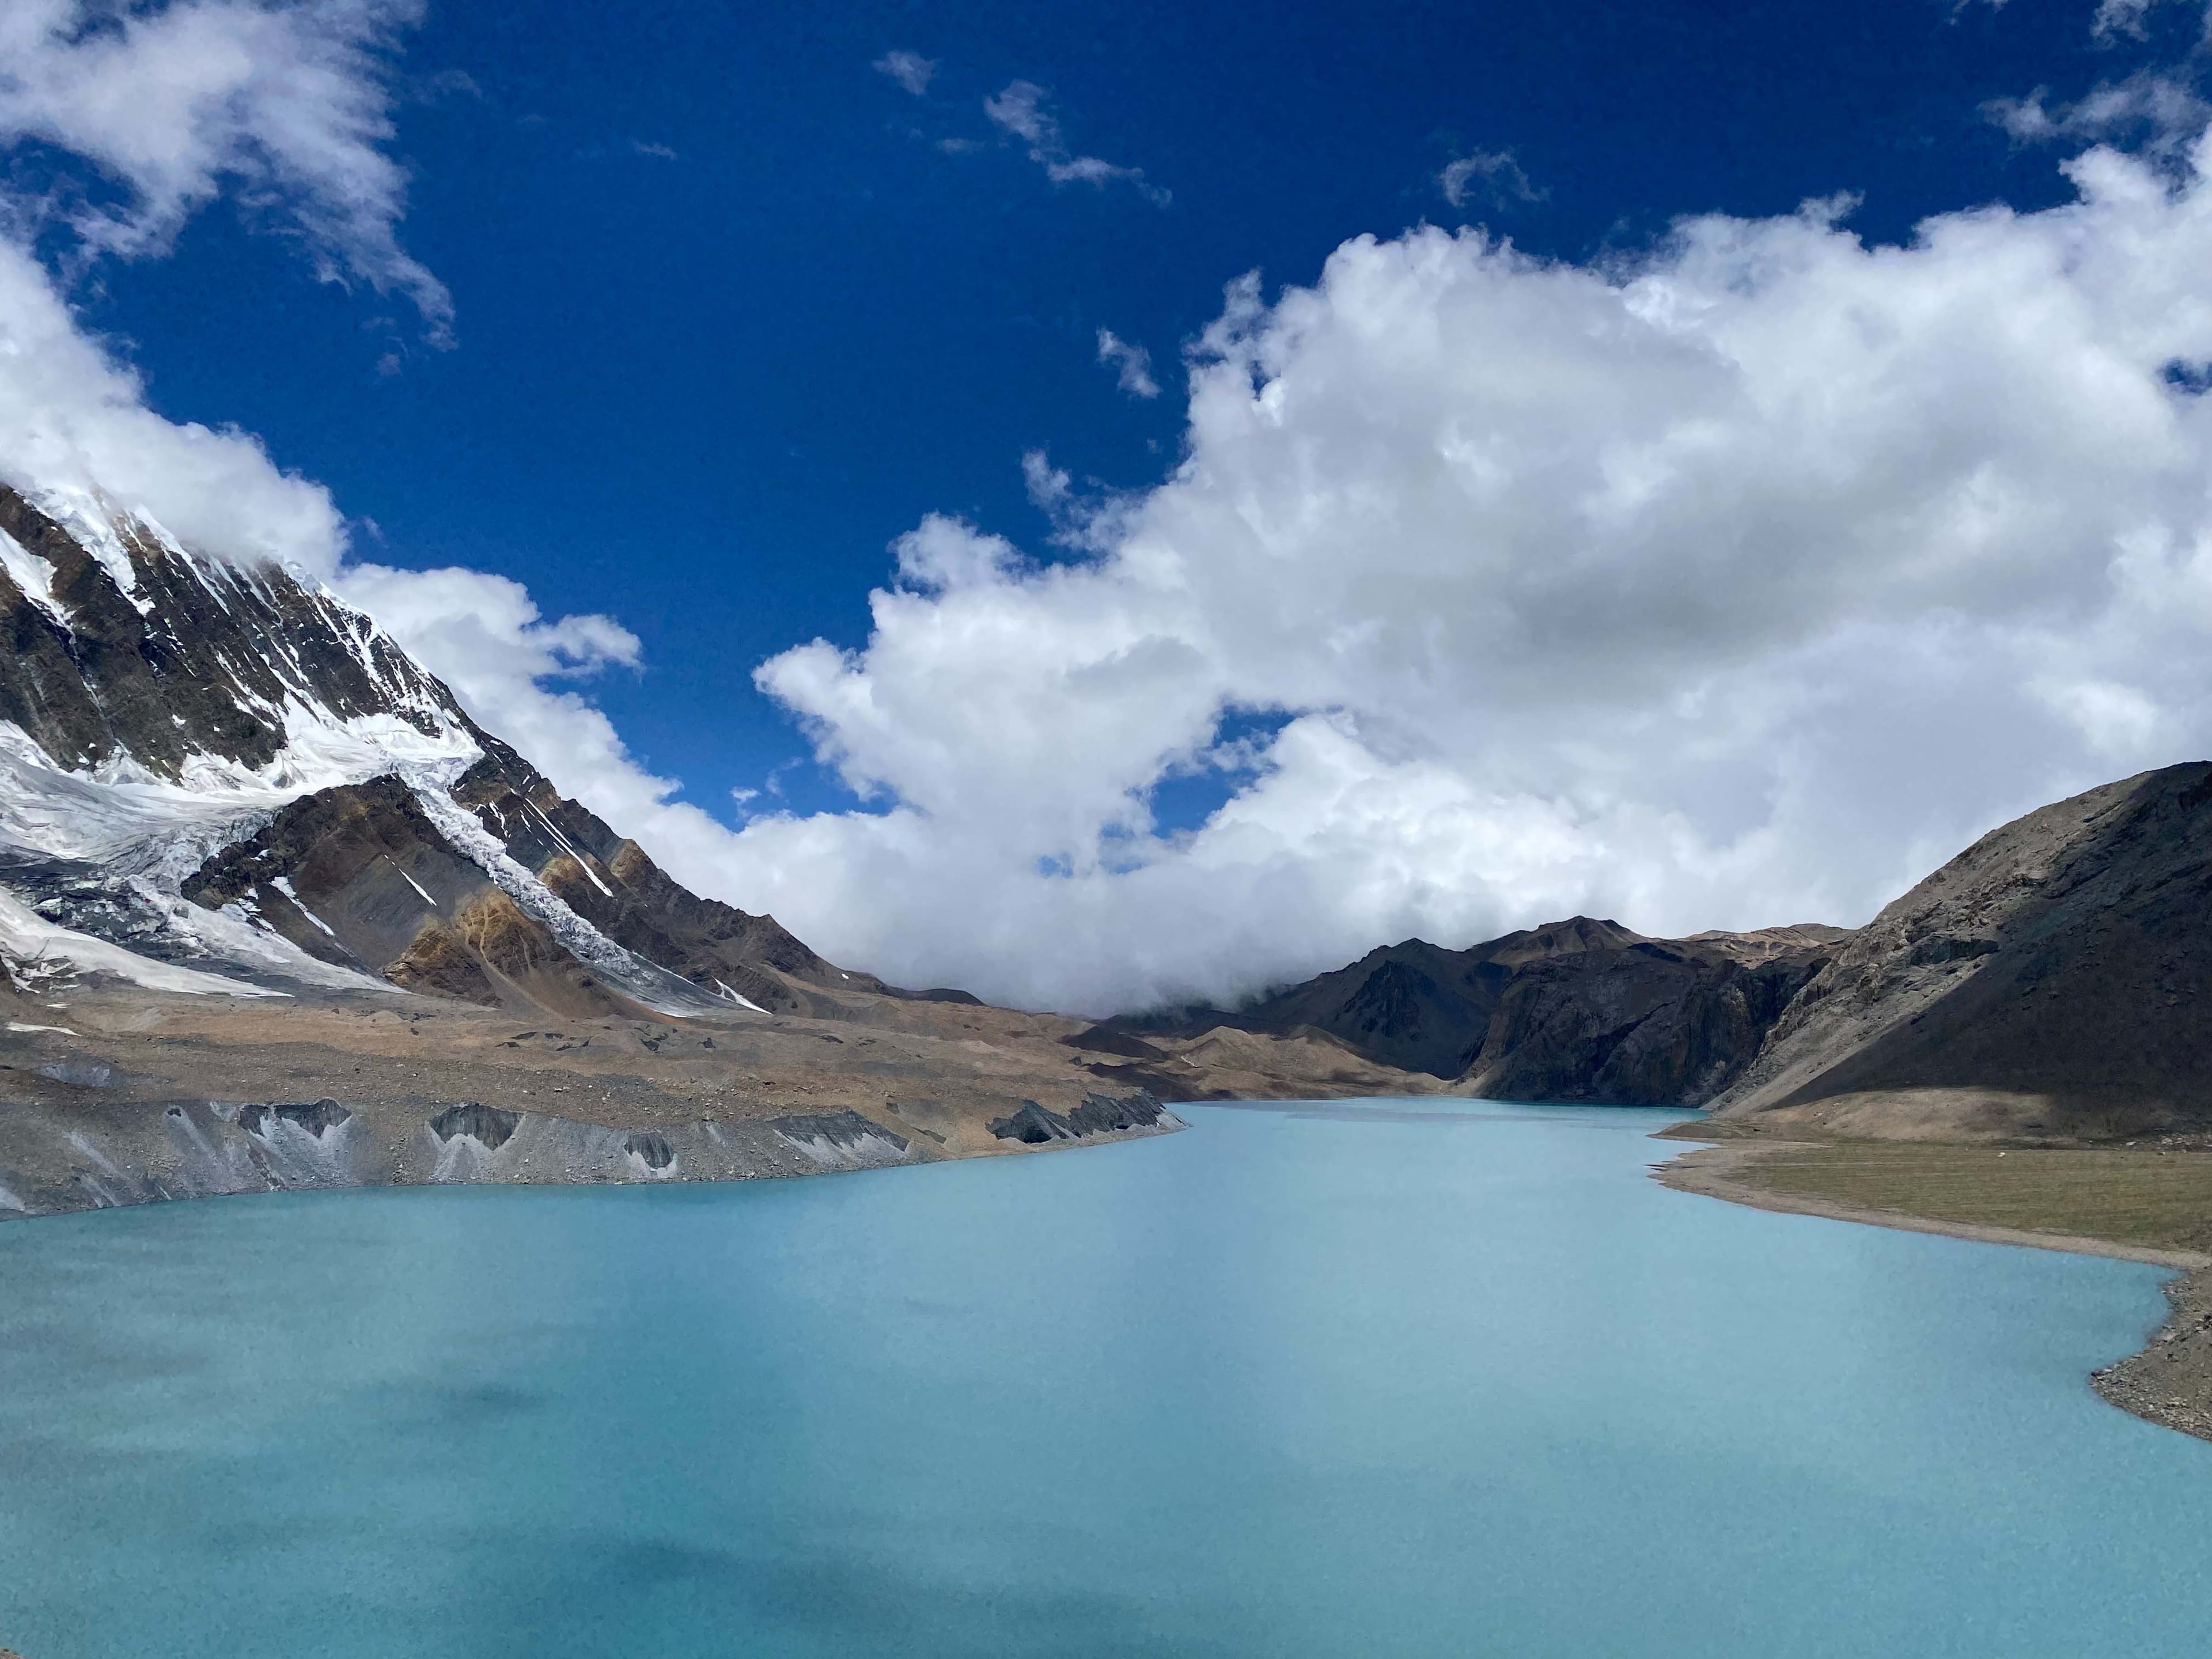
1707 763 2212 1139
1099 917 1847 1106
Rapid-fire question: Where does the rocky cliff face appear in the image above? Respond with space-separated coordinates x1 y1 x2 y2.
0 484 465 781
177 775 662 1018
1104 918 1846 1107
1707 763 2212 1137
446 732 918 1015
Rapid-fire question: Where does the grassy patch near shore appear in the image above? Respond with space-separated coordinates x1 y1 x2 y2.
1724 1142 2212 1255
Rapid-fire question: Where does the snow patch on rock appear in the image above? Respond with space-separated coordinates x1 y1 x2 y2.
0 888 283 997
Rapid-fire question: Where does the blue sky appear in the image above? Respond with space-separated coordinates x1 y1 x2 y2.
14 0 2212 1011
56 0 2191 826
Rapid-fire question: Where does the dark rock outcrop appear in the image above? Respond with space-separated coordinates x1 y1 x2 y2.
1102 922 1845 1107
182 778 634 1016
183 775 476 968
446 733 829 1013
987 1091 1175 1144
447 733 980 1018
237 1099 351 1139
428 1101 520 1150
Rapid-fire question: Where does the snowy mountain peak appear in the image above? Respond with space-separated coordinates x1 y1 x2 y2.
0 479 899 1021
0 483 473 795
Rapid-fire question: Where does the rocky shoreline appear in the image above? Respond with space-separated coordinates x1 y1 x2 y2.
0 1085 1184 1222
1654 1132 2212 1442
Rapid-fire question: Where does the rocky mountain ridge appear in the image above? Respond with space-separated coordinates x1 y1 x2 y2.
1097 916 1848 1107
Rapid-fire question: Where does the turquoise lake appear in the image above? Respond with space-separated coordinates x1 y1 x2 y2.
1 1099 2207 1657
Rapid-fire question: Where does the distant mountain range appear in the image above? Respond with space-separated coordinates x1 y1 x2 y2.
1086 917 1848 1108
6 475 2210 1163
1084 766 2212 1141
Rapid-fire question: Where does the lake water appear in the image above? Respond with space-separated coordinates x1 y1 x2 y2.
1 1099 2207 1657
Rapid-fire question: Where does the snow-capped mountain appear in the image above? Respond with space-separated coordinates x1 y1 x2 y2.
0 482 901 1019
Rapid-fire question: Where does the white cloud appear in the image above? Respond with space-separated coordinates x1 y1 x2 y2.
632 134 2212 1013
1020 450 1072 514
1988 70 2210 156
1970 0 2207 39
1096 328 1160 398
0 233 350 574
983 81 1168 204
0 0 442 574
2091 0 2194 40
1439 149 1544 211
873 50 937 97
0 0 452 340
331 560 650 767
631 139 677 160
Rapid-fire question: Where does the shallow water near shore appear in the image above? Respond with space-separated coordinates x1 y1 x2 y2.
1 1099 2207 1657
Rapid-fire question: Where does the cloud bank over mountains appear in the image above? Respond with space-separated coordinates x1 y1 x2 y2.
718 147 2212 1010
13 2 2212 1016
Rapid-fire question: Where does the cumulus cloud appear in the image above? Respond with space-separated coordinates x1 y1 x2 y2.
0 234 350 573
1438 149 1544 211
645 132 2212 1013
1096 328 1161 398
983 81 1168 204
0 0 452 340
873 50 936 97
332 560 650 764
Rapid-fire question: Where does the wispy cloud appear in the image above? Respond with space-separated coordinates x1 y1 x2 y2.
983 81 1168 204
2090 0 2187 40
1021 449 1072 513
0 0 453 342
406 66 480 104
631 139 679 160
1096 328 1160 398
1438 149 1546 212
874 50 937 97
1967 0 2212 44
1987 70 2210 157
